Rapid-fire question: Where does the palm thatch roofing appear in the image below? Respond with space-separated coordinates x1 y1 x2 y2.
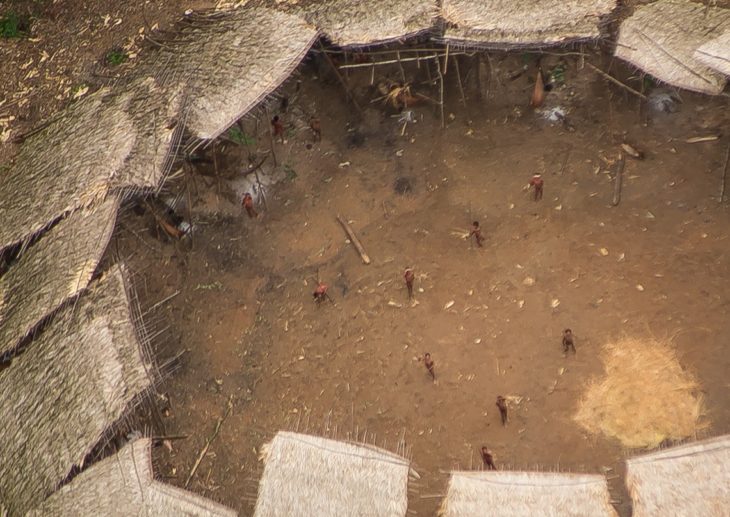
439 471 617 517
29 438 237 516
695 30 730 77
0 197 118 356
440 0 616 49
146 8 318 141
253 431 411 517
615 0 730 95
0 264 153 515
301 0 437 47
626 435 730 517
0 79 182 253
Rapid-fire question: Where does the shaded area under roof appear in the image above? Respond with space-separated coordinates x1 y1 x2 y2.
29 438 237 517
0 197 118 356
254 431 411 517
626 435 730 517
694 30 730 77
0 265 153 515
615 0 730 95
439 470 617 517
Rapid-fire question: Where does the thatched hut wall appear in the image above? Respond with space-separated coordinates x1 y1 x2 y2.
626 435 730 517
439 470 617 517
301 0 437 47
29 438 237 516
147 8 318 141
440 0 616 49
615 0 730 95
0 197 118 356
254 431 410 517
0 265 153 515
695 31 730 77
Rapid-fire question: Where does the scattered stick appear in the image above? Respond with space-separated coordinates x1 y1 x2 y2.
336 215 371 265
719 144 730 203
185 396 233 488
147 290 181 313
585 62 647 101
558 147 572 175
612 153 625 207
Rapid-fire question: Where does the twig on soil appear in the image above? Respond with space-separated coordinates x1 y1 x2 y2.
612 153 625 207
585 62 647 101
146 290 180 313
719 144 730 203
185 396 233 488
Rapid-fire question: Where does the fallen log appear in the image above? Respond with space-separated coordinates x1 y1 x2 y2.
336 215 371 265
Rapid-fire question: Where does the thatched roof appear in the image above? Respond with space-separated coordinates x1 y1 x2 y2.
0 265 153 515
254 431 410 517
0 197 118 356
301 0 437 47
29 438 237 516
0 80 182 253
695 30 730 77
440 0 616 48
147 8 318 141
615 0 730 95
626 435 730 517
439 471 617 517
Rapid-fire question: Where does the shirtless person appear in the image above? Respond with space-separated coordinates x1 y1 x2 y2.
404 267 415 299
242 193 258 218
481 446 497 470
528 173 544 201
271 115 285 143
469 221 485 247
424 352 435 381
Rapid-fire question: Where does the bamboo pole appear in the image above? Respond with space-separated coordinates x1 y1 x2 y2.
719 144 730 203
586 62 647 100
185 396 233 488
319 42 363 115
612 153 625 207
338 52 467 69
454 55 467 107
336 215 371 265
436 56 445 129
396 51 406 83
265 107 277 167
443 44 450 75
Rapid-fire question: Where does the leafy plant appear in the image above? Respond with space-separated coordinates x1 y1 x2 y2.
0 12 27 38
227 126 255 146
549 64 566 85
106 48 127 66
283 164 297 181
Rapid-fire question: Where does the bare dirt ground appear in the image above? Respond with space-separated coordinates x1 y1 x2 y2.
115 52 730 516
3 2 730 516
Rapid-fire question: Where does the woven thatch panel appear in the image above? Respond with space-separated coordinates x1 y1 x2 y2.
254 432 410 517
615 0 730 95
149 8 317 140
302 0 437 47
0 80 181 252
441 0 616 48
626 435 730 517
29 438 237 516
0 265 152 515
695 31 730 77
0 197 118 356
0 88 133 252
439 471 617 517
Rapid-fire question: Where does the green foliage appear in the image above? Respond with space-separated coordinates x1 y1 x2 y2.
0 12 26 38
549 64 566 85
106 48 127 66
283 164 297 181
227 126 255 146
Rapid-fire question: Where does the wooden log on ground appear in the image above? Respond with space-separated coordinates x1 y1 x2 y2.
612 153 625 207
719 144 730 203
336 215 371 265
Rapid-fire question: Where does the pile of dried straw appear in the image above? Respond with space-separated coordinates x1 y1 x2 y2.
575 337 705 448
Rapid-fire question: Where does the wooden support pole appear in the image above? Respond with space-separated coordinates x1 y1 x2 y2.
396 51 406 84
443 44 450 75
336 215 371 265
474 54 482 101
265 107 277 167
436 56 445 129
454 55 467 107
612 153 625 207
319 42 363 116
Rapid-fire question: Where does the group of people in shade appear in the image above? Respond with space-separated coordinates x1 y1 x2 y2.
241 117 557 470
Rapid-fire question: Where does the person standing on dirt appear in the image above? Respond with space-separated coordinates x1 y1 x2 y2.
528 173 544 201
404 267 415 300
242 193 258 218
313 282 331 305
469 221 485 247
309 116 321 142
271 115 285 143
481 446 497 470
